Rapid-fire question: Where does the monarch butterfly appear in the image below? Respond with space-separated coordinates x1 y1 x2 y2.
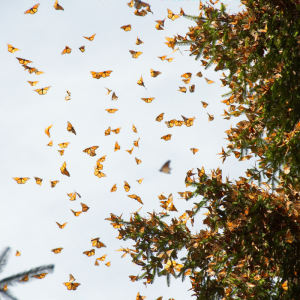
94 168 106 178
158 55 167 61
105 126 111 136
129 50 143 59
92 71 113 79
158 193 166 200
160 160 171 173
190 148 199 155
201 101 208 108
91 237 106 248
60 162 70 177
95 161 103 170
1 284 8 291
111 92 118 100
61 46 71 55
67 121 76 135
124 181 131 192
83 249 95 257
121 24 132 31
15 251 21 256
105 262 111 267
50 180 59 187
137 178 144 184
136 37 144 45
114 142 120 152
83 146 99 156
69 274 76 283
207 113 214 121
32 273 48 279
175 120 183 126
133 138 140 147
112 128 121 134
79 46 85 53
126 147 134 154
155 24 164 30
205 77 215 84
51 248 63 254
141 97 154 103
97 254 107 261
34 86 51 95
110 184 117 192
183 116 196 127
70 209 81 217
54 0 64 10
136 292 146 300
156 19 165 27
65 96 71 101
57 149 63 155
167 9 179 20
67 192 76 201
189 85 195 93
16 57 32 65
135 157 142 164
63 282 80 290
165 120 175 128
56 222 67 229
181 73 192 79
201 60 208 66
161 134 172 141
134 9 147 17
34 177 43 185
172 47 183 55
58 142 70 149
180 7 185 15
128 194 143 204
13 177 30 184
182 78 190 84
127 1 134 8
196 71 203 77
19 275 29 282
83 34 96 41
23 65 37 74
166 57 174 62
105 87 112 95
178 87 187 93
137 75 146 89
24 3 40 14
95 259 99 266
156 113 164 122
105 108 118 113
150 69 161 77
98 155 107 162
27 81 39 86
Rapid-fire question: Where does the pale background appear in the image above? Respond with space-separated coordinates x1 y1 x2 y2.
0 0 250 299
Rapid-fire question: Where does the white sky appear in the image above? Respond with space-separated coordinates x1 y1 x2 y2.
0 0 252 299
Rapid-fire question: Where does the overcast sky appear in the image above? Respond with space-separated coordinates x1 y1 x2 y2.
0 1 251 299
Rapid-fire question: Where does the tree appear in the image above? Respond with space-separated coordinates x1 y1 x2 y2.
0 247 54 300
107 1 300 299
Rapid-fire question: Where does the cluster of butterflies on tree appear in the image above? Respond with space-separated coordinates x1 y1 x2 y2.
7 0 220 297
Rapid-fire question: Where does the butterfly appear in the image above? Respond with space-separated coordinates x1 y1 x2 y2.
190 148 199 154
121 24 132 31
205 77 215 84
95 260 100 266
155 24 164 30
135 157 142 165
111 184 117 192
19 275 29 282
58 149 64 154
24 3 40 14
50 180 59 187
165 120 175 128
15 251 21 256
79 46 85 52
189 85 195 93
56 222 67 229
1 284 8 291
201 60 208 67
137 178 144 184
129 50 143 59
156 113 164 122
181 73 192 79
105 108 118 113
137 75 147 89
70 209 82 217
97 254 107 261
83 146 99 156
94 168 106 178
158 55 167 60
23 65 37 74
67 192 76 201
126 147 134 154
105 126 111 136
178 87 187 93
105 262 111 267
136 292 146 300
112 128 121 134
32 273 48 279
134 9 147 16
13 177 30 184
34 69 44 75
91 70 113 79
83 249 95 257
65 96 71 101
34 86 51 95
156 19 165 27
84 34 96 41
161 134 172 141
91 237 106 248
207 113 214 121
128 194 143 204
111 92 118 100
105 87 112 95
51 248 63 254
114 142 121 152
27 81 39 86
201 101 208 108
124 181 131 192
98 155 107 162
133 138 140 147
167 9 179 20
182 78 190 84
166 57 174 62
63 280 80 291
136 37 144 45
175 120 183 126
95 161 103 170
67 121 76 135
141 97 154 103
54 0 64 10
16 57 32 65
58 142 70 149
60 162 70 177
150 69 161 77
172 47 183 55
160 160 171 173
196 71 203 77
61 46 72 55
34 177 43 186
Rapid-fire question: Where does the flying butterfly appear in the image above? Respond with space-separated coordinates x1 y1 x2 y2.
205 77 215 84
79 46 85 53
105 262 111 267
105 126 111 136
133 138 140 147
141 97 154 103
65 96 71 101
156 19 165 26
90 70 113 79
15 251 21 256
112 128 121 134
121 24 132 31
34 86 51 95
94 168 106 178
166 57 174 62
70 209 82 217
54 0 64 10
23 65 37 74
105 108 118 113
190 148 199 155
160 160 171 174
132 124 137 133
137 75 147 89
126 147 134 154
63 281 80 291
16 57 32 65
13 177 30 184
158 55 167 61
207 113 214 121
111 92 118 100
167 8 179 20
128 194 143 205
50 180 59 188
196 71 203 77
181 72 192 79
61 46 72 55
105 87 112 95
91 237 106 248
124 181 131 192
27 81 39 86
67 121 76 135
31 273 48 279
51 248 63 254
150 69 161 77
83 146 99 157
84 34 96 41
114 142 120 152
97 254 107 261
67 192 76 201
58 142 70 149
34 177 42 186
156 113 164 122
135 157 142 165
182 78 190 84
83 249 95 257
189 85 195 93
175 120 183 126
60 162 70 177
178 86 187 93
134 9 147 17
111 184 117 192
98 155 106 162
24 3 40 14
161 134 172 141
165 120 175 128
137 178 144 184
172 47 183 55
136 37 144 45
201 101 208 108
129 50 142 59
19 275 29 282
155 23 164 30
